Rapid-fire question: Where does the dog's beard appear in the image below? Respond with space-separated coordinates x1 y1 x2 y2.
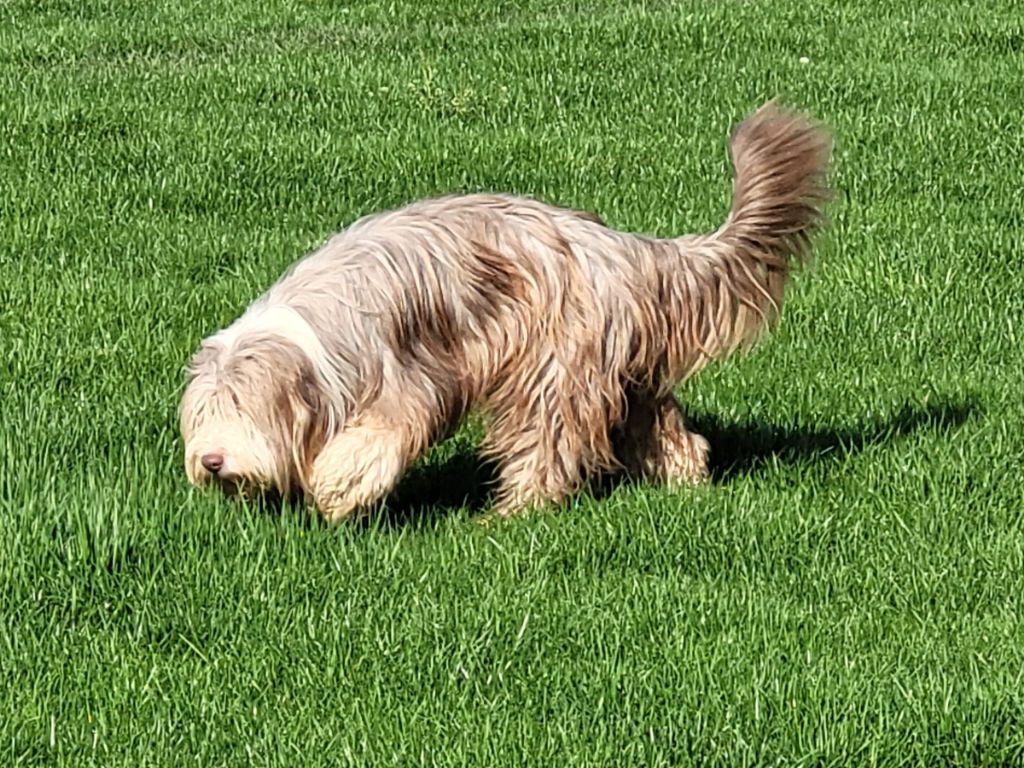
213 474 285 506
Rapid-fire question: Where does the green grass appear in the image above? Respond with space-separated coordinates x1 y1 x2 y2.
2 0 1024 764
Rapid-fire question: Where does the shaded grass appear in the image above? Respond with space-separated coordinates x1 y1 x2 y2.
2 0 1024 765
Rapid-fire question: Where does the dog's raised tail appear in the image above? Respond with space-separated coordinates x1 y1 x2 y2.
681 101 833 364
719 99 832 268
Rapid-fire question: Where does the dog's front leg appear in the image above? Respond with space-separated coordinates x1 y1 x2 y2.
308 414 418 523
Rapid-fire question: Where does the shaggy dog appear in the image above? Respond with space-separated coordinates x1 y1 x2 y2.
179 100 832 521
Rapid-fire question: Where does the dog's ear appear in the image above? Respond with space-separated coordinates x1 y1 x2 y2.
288 366 333 491
297 368 322 414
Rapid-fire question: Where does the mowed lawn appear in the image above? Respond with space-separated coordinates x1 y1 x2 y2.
2 0 1024 764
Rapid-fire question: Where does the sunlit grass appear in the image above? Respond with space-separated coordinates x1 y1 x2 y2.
2 0 1023 764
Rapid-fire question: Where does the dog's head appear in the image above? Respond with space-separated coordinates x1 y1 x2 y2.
179 332 331 500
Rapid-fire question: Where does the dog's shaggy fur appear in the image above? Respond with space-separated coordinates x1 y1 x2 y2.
179 101 833 521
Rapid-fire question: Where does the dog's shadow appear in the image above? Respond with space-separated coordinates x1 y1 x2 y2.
376 449 498 529
691 397 977 482
375 396 978 528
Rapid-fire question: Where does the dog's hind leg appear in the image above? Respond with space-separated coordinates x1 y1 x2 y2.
614 392 710 487
308 411 425 523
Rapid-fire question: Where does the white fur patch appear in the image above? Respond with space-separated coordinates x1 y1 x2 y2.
217 302 333 379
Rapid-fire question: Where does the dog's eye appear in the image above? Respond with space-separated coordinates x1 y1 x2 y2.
231 391 241 407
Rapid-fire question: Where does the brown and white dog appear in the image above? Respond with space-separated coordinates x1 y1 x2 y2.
179 101 833 521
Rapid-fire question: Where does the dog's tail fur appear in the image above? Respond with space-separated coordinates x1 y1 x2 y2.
680 100 833 364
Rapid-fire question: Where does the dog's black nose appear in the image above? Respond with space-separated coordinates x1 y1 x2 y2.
201 453 225 473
